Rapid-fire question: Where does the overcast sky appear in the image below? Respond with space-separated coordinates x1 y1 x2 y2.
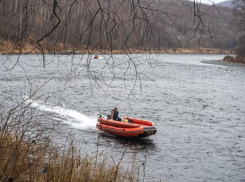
192 0 227 5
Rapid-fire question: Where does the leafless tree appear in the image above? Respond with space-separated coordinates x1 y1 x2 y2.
233 0 245 60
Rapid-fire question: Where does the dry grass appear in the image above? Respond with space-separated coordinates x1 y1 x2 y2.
99 47 232 55
223 55 236 62
0 39 232 55
223 55 245 64
0 101 140 182
236 57 245 63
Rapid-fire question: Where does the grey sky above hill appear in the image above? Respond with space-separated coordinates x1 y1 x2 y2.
216 0 234 7
191 0 229 5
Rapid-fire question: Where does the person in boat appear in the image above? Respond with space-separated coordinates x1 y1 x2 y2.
110 107 122 121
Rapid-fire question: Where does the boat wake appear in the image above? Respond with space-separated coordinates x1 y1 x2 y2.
25 98 97 130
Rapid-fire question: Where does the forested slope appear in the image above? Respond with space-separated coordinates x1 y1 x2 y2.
0 0 238 53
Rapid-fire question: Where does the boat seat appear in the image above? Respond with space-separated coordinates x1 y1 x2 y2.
128 120 134 124
106 115 134 123
122 118 134 124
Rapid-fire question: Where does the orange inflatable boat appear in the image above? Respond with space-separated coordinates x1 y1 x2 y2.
96 116 157 137
94 55 99 59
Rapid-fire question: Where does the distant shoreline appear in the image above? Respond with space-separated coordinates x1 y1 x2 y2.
0 52 230 56
202 60 245 67
0 45 233 55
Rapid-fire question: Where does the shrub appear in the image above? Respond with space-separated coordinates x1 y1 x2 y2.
0 100 140 182
223 55 236 62
235 44 245 58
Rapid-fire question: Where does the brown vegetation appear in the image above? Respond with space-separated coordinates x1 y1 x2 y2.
223 55 245 64
0 101 140 182
234 43 245 63
230 0 245 64
0 39 232 55
223 55 235 62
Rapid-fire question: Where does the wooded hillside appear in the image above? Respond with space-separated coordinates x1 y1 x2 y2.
0 0 239 53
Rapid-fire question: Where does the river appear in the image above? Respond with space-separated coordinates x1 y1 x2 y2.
0 54 245 182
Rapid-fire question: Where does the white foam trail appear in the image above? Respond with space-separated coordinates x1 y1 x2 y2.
25 99 97 130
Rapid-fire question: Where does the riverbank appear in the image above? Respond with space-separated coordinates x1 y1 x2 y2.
202 59 245 67
0 40 233 54
0 133 139 182
0 102 140 182
0 48 233 55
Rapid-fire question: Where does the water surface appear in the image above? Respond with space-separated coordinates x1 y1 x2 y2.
0 54 245 182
